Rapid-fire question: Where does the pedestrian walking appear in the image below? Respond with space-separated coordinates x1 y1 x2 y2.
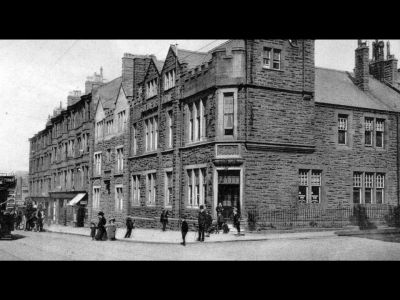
160 209 169 231
180 216 189 246
233 207 241 235
95 211 107 241
205 211 213 237
106 218 117 241
90 222 97 240
197 205 206 242
125 217 134 238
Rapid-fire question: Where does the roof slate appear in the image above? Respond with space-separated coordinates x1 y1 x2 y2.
175 48 211 69
315 67 399 112
92 76 122 111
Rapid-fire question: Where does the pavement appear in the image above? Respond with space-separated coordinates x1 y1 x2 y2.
42 223 340 244
3 229 400 260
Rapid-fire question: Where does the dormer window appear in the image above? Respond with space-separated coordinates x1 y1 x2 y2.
146 78 158 99
164 69 176 91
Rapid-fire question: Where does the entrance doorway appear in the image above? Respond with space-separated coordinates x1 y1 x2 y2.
217 170 240 223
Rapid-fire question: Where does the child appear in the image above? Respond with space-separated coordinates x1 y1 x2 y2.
90 222 96 240
106 218 117 241
180 216 189 246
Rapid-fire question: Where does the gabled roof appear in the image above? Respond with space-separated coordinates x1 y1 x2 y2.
209 40 244 53
172 47 212 70
315 67 400 112
92 76 122 111
153 58 164 74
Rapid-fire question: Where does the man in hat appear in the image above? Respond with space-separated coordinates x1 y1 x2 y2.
95 211 107 241
197 205 206 242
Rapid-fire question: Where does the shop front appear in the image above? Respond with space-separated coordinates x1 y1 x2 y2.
48 192 88 227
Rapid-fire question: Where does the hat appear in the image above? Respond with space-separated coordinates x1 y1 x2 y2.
199 205 204 209
98 211 104 216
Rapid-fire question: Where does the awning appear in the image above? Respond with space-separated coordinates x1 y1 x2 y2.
67 193 86 206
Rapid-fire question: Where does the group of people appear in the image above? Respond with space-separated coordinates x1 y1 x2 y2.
89 203 241 246
180 203 241 245
0 207 45 232
90 211 135 241
90 211 118 241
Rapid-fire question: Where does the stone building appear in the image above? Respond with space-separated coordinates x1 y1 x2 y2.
28 78 99 226
29 39 400 230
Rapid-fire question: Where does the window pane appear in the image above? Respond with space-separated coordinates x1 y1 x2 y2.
298 186 307 203
376 131 383 148
338 131 346 144
311 186 320 203
365 131 372 145
353 188 361 204
376 189 383 204
365 188 372 204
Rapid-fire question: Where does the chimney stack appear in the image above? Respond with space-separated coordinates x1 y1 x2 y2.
122 53 153 100
85 68 105 94
67 90 82 107
369 40 398 85
355 40 369 91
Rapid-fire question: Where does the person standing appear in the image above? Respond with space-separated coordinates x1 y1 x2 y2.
90 222 97 240
106 218 117 241
37 209 43 232
216 202 223 216
197 205 206 242
125 217 134 238
16 211 22 230
160 209 169 232
180 216 189 246
216 212 224 234
233 207 241 235
95 211 106 241
205 211 213 237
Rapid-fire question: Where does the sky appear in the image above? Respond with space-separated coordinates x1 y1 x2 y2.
1 39 399 173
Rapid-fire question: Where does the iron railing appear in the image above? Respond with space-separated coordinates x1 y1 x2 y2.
246 205 395 230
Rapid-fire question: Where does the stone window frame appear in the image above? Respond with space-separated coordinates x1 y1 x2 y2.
296 164 326 207
115 145 124 174
216 88 238 141
184 98 207 145
114 184 124 212
146 77 158 99
132 123 138 155
130 174 141 207
164 167 173 208
335 109 354 150
144 114 159 153
163 68 176 92
350 167 388 205
362 113 389 151
184 164 207 209
262 42 284 72
93 151 102 176
92 185 101 210
144 169 157 207
166 109 174 149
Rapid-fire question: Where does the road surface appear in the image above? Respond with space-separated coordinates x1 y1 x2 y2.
1 230 400 260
